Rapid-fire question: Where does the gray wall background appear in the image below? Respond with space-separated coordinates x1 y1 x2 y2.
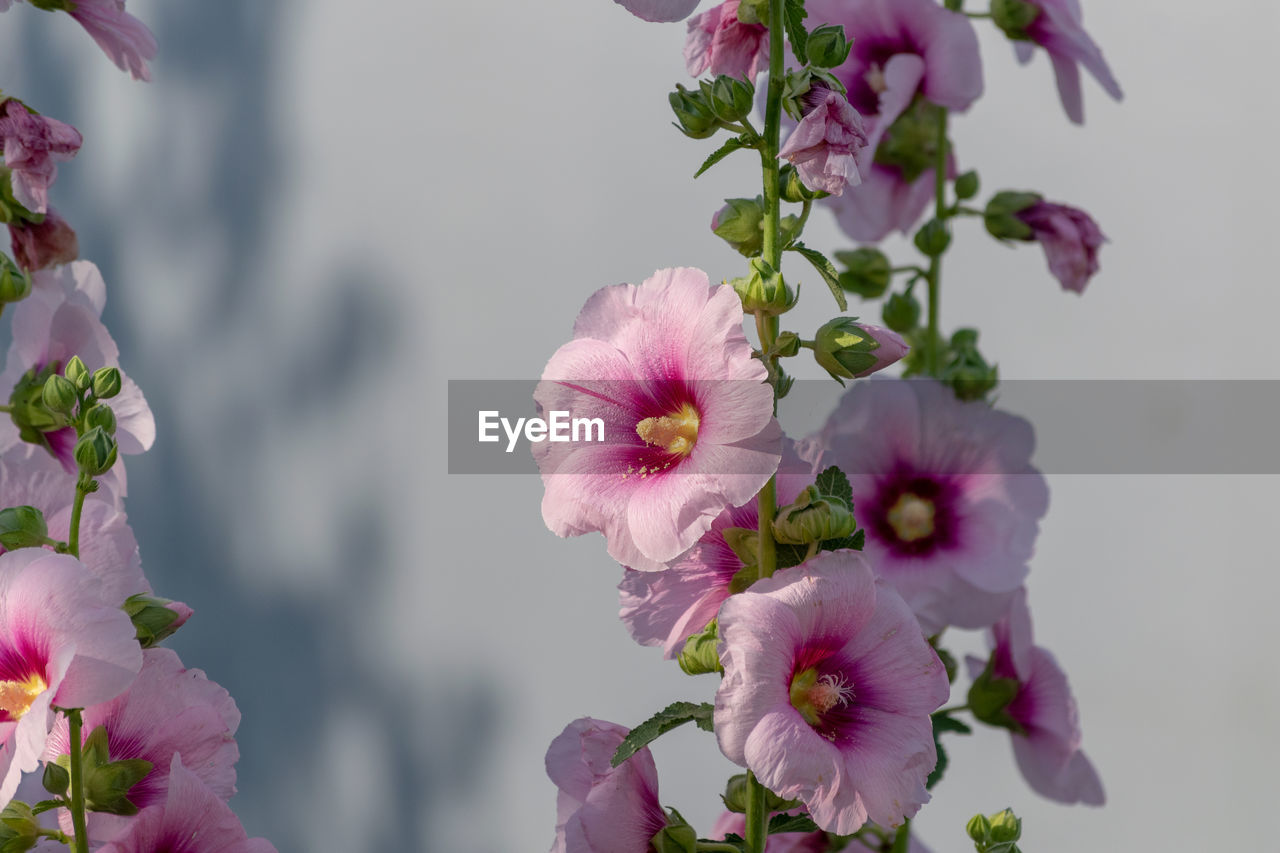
2 0 1278 849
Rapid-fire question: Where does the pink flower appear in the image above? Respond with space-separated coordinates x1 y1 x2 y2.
0 261 156 473
966 588 1104 805
7 208 78 272
535 267 780 572
612 0 703 23
0 549 142 806
68 0 157 82
714 552 949 835
778 86 867 196
0 100 82 216
97 755 276 853
684 1 769 80
44 647 240 843
1017 200 1105 294
1013 0 1122 124
618 440 818 657
816 379 1048 634
545 717 667 853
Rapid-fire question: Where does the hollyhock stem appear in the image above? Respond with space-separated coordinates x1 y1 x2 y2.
744 770 769 853
890 820 912 853
696 845 744 853
66 708 89 853
66 474 91 558
925 108 950 377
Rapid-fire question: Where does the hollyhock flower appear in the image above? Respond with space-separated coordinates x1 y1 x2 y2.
45 647 240 842
0 261 155 474
0 1 155 81
805 0 981 241
816 379 1048 634
966 588 1104 805
535 267 780 572
98 755 276 853
0 100 82 216
7 208 78 271
715 553 949 835
1010 0 1122 124
1017 200 1106 294
612 0 702 23
618 440 818 658
546 717 667 853
0 549 142 806
778 85 867 196
684 1 769 80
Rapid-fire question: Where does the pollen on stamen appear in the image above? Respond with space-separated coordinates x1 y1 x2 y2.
809 673 855 715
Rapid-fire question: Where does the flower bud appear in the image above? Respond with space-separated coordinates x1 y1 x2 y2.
84 756 153 816
942 328 999 401
772 484 856 545
0 253 31 303
42 760 70 797
736 0 769 24
874 99 944 183
723 774 801 815
91 365 123 399
670 84 720 139
0 505 50 550
967 659 1024 733
41 372 78 414
835 247 891 298
703 75 754 123
984 191 1042 241
966 813 992 845
650 812 697 853
64 355 90 391
730 258 796 316
988 808 1022 844
780 164 826 203
712 197 765 256
991 0 1041 40
811 318 907 383
124 593 193 648
84 403 117 435
772 330 801 358
74 426 118 476
678 619 723 676
807 24 852 69
882 292 921 333
913 217 951 257
955 170 980 200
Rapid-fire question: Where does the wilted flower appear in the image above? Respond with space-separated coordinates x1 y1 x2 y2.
1018 200 1106 294
778 86 868 196
0 99 82 216
7 208 78 271
685 1 769 80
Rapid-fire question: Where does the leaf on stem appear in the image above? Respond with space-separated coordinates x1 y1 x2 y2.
695 136 753 178
784 0 810 66
787 243 847 311
611 702 715 767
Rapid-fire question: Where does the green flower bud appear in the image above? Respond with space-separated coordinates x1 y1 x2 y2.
704 75 754 123
41 373 78 414
84 403 117 435
74 426 118 476
914 218 951 257
780 164 823 203
835 247 892 298
772 484 857 545
42 761 70 797
670 84 720 139
967 659 1025 733
0 505 49 550
967 813 993 845
730 258 796 316
27 0 75 11
64 355 90 390
84 757 153 816
91 366 123 399
772 331 801 358
722 773 801 815
712 197 765 257
678 618 723 676
991 0 1041 40
955 170 980 200
882 292 921 333
874 99 945 183
942 328 999 401
651 817 698 853
124 592 192 648
811 317 906 384
737 0 769 24
0 253 30 304
807 25 852 69
984 191 1042 241
720 527 760 582
988 808 1022 844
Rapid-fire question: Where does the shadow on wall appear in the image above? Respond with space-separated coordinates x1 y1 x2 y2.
2 3 495 850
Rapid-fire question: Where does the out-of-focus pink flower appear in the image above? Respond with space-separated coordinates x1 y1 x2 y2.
965 588 1105 805
546 717 668 853
535 267 780 572
778 86 867 196
7 208 78 271
0 100 82 216
97 755 276 853
684 1 769 80
0 549 142 806
1013 0 1121 124
714 553 949 835
612 0 702 23
816 379 1048 634
68 0 157 82
1017 200 1105 294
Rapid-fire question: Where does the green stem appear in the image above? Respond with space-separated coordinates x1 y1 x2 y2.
890 820 911 853
697 845 745 853
789 199 812 246
66 709 89 853
935 703 970 716
744 771 770 853
925 108 949 377
66 475 90 559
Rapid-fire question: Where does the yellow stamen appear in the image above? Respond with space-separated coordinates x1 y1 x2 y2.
790 668 855 726
635 402 701 457
887 493 935 542
0 673 46 720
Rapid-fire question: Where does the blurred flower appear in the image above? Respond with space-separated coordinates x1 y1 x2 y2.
1011 0 1122 124
0 0 156 81
1018 199 1106 293
545 717 667 853
685 1 769 80
0 99 82 216
778 86 867 196
535 267 780 572
965 588 1105 805
612 0 703 23
7 208 78 271
714 552 949 835
816 379 1048 634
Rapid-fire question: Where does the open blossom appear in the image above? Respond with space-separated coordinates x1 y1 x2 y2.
966 588 1104 805
7 208 78 271
778 86 867 196
684 1 768 80
806 0 981 241
1012 0 1122 124
816 379 1048 634
98 755 276 853
0 99 82 216
535 267 780 572
545 717 667 853
1018 200 1106 294
0 549 142 806
714 553 949 835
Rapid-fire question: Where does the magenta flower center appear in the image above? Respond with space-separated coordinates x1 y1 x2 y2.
0 673 46 720
886 492 935 542
636 402 701 457
789 667 855 726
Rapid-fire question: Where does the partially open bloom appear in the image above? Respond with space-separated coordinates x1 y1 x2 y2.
0 549 142 806
714 553 949 835
816 379 1048 633
684 1 769 80
1018 200 1106 294
535 267 780 571
778 86 868 196
7 208 78 271
546 717 667 853
1009 0 1122 124
966 588 1104 805
0 100 82 216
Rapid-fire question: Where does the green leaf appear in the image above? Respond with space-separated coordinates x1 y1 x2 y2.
41 761 68 797
28 800 63 816
611 702 715 767
933 712 973 736
783 0 809 66
788 243 847 311
927 712 972 790
927 734 948 790
768 813 820 835
814 466 852 507
694 136 752 178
